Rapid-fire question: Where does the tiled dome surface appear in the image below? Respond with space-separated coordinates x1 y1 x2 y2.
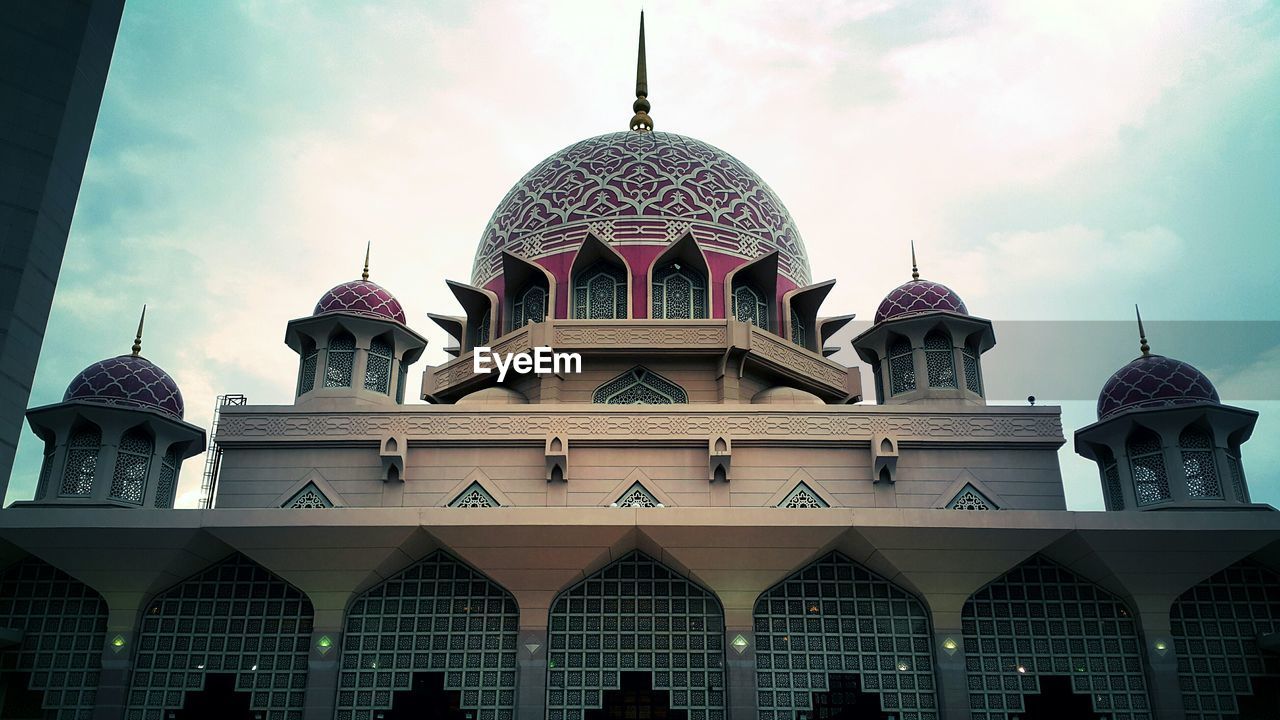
1097 354 1220 420
874 280 969 324
63 355 185 419
314 280 406 324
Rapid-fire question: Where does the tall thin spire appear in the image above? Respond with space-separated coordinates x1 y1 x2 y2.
1135 304 1150 357
910 241 920 281
629 11 653 133
131 305 146 357
362 242 371 281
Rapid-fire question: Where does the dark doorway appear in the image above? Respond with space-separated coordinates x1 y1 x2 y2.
1016 676 1107 720
380 672 470 720
0 671 45 720
168 674 254 720
802 673 891 719
585 671 688 720
1236 675 1280 719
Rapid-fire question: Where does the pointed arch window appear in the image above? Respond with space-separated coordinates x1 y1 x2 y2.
1227 442 1248 502
573 260 626 319
60 422 100 497
1098 446 1124 510
779 482 828 508
473 311 491 347
154 444 180 508
511 284 547 330
450 482 498 508
364 335 394 394
35 435 55 500
924 329 957 388
592 367 688 405
110 426 152 504
615 482 660 508
732 283 768 328
652 262 707 319
790 307 805 346
1127 428 1170 506
297 338 318 395
1179 426 1222 499
962 340 983 395
887 336 916 396
395 360 408 404
324 331 356 387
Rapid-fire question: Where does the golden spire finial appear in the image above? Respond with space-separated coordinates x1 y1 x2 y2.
131 305 146 356
910 240 920 281
362 242 370 281
1135 304 1150 357
629 12 654 133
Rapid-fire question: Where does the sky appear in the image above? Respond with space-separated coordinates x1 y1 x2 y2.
7 0 1280 509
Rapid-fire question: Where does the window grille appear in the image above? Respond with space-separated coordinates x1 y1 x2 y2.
109 427 152 504
298 342 318 395
615 482 659 507
325 332 356 387
653 264 707 319
778 482 828 508
888 338 916 396
1098 447 1124 510
573 261 626 319
512 285 547 330
60 423 101 497
284 482 332 508
1126 429 1170 506
450 482 498 508
364 336 394 394
36 439 54 500
924 330 957 388
1226 446 1248 502
962 345 983 395
947 484 995 510
1178 427 1221 499
474 311 491 346
593 367 688 405
396 361 408 404
733 283 768 329
154 445 180 508
790 308 805 347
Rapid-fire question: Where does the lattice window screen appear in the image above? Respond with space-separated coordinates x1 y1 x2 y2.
363 336 394 394
1171 561 1280 719
1178 427 1222 499
790 308 805 347
962 555 1151 720
615 482 659 507
962 346 983 396
1099 447 1124 510
573 261 627 319
547 551 726 720
450 482 499 508
109 427 152 504
947 484 995 510
60 423 101 497
126 554 313 720
924 331 957 388
778 482 829 508
153 445 180 508
653 264 707 320
336 551 519 720
1127 430 1170 506
325 332 356 388
888 338 916 396
593 367 688 405
0 557 108 719
512 285 547 330
733 283 768 329
754 552 938 720
298 344 318 395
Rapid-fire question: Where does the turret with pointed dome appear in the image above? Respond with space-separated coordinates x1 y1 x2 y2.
1075 307 1260 510
286 246 427 406
18 308 206 508
852 244 994 406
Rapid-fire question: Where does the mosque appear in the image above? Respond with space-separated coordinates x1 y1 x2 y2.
1 15 1277 720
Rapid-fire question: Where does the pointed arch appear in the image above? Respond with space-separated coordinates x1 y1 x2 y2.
924 326 957 388
324 328 356 387
592 367 688 404
297 335 318 394
546 551 726 719
503 250 555 330
109 424 153 504
753 552 937 720
59 419 100 497
1179 423 1222 499
570 234 631 319
363 332 395 394
649 233 710 320
338 550 519 719
1126 426 1170 506
724 250 778 331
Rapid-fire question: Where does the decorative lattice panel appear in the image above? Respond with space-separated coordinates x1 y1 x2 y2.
298 347 318 395
110 427 152 504
284 482 332 508
60 424 100 497
888 338 916 396
754 552 937 720
337 551 518 720
1171 561 1280 719
363 337 394 394
450 482 499 507
963 347 983 395
947 485 995 511
778 482 828 508
593 367 688 405
126 554 313 720
574 262 627 319
653 264 708 320
962 555 1151 719
547 551 726 720
153 446 180 508
614 482 659 507
1179 427 1221 499
1127 431 1170 506
924 332 957 388
733 284 768 329
790 308 805 347
0 558 108 719
513 285 547 330
325 333 356 388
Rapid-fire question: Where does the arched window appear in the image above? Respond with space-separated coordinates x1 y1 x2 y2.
395 360 408 404
573 261 626 319
472 311 490 347
110 426 152 505
887 336 916 396
872 362 884 404
732 283 768 328
154 444 180 508
324 331 355 387
1098 446 1124 510
297 338 318 395
924 329 957 388
790 307 805 346
1127 428 1170 506
1179 426 1222 499
652 262 707 319
363 335 394 394
511 284 547 330
60 422 100 497
593 367 688 404
1227 441 1249 502
962 339 983 396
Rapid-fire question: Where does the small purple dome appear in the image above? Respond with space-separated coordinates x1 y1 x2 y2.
874 280 969 324
314 280 406 324
63 355 185 420
1097 354 1220 420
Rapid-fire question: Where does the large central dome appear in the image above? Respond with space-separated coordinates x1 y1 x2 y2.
472 131 810 288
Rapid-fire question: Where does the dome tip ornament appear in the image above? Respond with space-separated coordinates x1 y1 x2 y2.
362 242 371 281
1135 304 1150 357
910 240 919 281
131 304 146 357
629 11 653 133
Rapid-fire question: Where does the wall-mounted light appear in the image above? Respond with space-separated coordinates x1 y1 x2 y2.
110 635 127 653
731 634 749 654
1153 639 1170 656
941 637 958 656
316 635 333 655
896 660 910 672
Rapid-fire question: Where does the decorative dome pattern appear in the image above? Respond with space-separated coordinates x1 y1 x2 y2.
1097 354 1220 420
472 131 810 287
63 355 185 419
314 280 406 324
874 280 969 324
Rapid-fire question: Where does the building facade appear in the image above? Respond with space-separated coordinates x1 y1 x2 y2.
1 17 1278 720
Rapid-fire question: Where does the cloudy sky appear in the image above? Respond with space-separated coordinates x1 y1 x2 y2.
8 0 1279 509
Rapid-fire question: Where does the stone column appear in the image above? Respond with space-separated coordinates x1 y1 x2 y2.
516 625 548 720
1135 601 1185 720
929 604 972 720
723 626 756 720
92 605 140 720
302 621 342 720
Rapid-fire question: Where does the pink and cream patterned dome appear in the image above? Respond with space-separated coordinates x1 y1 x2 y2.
314 280 406 324
1097 354 1220 420
471 131 811 289
874 279 969 324
63 355 185 420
